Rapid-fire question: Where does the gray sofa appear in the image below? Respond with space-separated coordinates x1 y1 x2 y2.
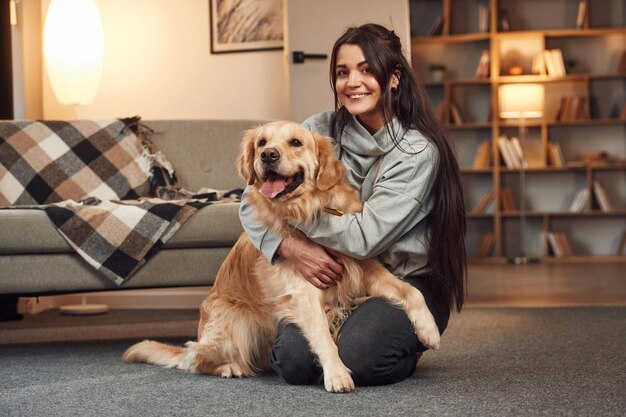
0 119 265 295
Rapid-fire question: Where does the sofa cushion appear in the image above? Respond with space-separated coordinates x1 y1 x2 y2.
0 202 244 255
144 120 265 192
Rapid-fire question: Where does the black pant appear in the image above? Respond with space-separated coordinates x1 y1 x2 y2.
269 275 449 386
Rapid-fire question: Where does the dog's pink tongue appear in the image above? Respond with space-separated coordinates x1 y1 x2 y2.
260 177 286 199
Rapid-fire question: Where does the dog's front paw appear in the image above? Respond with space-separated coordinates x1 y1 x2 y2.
323 366 355 393
411 310 441 350
217 362 245 378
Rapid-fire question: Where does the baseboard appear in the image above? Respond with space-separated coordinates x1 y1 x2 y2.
19 287 210 313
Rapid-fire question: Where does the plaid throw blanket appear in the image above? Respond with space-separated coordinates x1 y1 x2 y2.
42 191 240 285
0 118 151 206
1 118 239 286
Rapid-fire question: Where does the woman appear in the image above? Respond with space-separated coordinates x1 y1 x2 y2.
239 23 466 386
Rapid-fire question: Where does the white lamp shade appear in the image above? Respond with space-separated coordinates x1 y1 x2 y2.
499 84 545 119
43 0 104 106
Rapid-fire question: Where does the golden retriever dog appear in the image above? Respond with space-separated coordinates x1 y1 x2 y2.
123 121 440 393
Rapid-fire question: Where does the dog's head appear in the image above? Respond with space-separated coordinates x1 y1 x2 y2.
237 121 344 202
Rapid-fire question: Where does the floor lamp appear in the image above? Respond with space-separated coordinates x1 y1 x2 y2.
499 84 545 264
44 0 108 314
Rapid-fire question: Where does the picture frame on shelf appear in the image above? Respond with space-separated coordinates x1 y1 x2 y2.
209 0 283 54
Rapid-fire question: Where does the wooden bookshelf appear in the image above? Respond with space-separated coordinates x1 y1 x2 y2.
410 0 626 263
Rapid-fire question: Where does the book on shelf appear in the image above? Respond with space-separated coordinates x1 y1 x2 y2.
523 139 546 168
500 187 518 212
497 135 524 168
497 136 515 168
471 191 494 214
472 140 492 169
531 54 546 75
498 9 511 31
618 50 626 74
545 232 561 256
592 181 613 212
543 49 566 76
589 95 602 119
572 96 587 120
553 49 567 75
478 4 489 33
556 95 587 122
429 15 444 36
576 0 589 29
433 102 446 123
546 231 574 257
547 141 566 167
476 233 495 257
509 137 528 168
568 187 590 212
475 50 490 79
555 97 568 121
609 93 626 119
558 233 574 257
617 231 626 256
449 101 465 125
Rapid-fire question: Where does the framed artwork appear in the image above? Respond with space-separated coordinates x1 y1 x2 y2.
209 0 284 54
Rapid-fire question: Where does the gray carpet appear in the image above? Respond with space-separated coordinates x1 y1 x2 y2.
1 307 624 417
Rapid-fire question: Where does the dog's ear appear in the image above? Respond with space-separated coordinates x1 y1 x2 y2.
237 127 258 185
315 133 344 191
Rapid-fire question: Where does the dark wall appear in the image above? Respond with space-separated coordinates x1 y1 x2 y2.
0 0 14 119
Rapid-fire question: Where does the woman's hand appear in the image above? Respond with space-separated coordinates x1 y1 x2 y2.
278 230 343 289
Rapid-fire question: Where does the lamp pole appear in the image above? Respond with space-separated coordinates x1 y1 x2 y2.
514 114 529 264
499 83 544 264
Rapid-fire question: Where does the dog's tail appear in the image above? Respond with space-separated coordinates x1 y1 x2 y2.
122 340 251 377
122 340 187 370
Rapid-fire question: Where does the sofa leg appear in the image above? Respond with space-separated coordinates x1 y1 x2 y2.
0 295 23 321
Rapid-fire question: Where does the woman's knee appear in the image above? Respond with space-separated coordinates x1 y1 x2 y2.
269 323 322 385
337 297 419 386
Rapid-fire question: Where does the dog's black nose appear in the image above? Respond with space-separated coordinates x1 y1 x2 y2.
260 148 280 164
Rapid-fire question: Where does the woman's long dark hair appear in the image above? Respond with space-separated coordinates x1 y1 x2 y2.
329 23 467 312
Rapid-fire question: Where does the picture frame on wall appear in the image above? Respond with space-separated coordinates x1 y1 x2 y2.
209 0 284 54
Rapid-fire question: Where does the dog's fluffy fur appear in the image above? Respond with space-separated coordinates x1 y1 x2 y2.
123 121 440 393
